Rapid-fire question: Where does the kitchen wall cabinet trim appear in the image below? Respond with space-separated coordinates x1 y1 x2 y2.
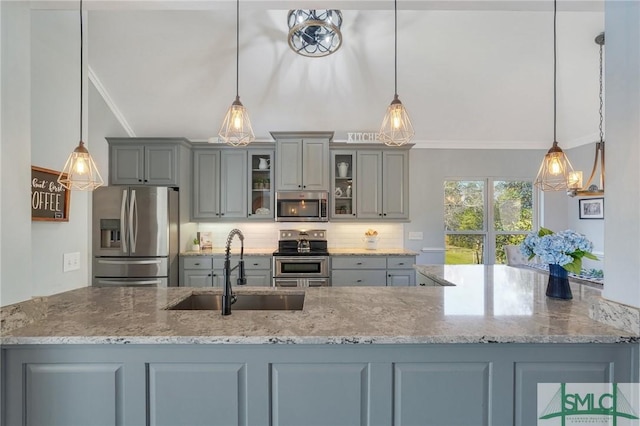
107 138 190 187
3 344 636 426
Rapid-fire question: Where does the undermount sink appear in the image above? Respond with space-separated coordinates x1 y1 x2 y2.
167 293 305 311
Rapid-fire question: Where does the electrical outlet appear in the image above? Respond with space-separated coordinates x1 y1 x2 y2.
408 232 423 240
63 252 81 272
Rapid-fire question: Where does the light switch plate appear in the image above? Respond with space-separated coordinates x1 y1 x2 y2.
63 252 81 272
408 232 423 240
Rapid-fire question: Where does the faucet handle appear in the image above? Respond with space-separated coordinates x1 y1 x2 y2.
237 259 247 285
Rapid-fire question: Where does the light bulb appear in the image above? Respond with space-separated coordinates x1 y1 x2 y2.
392 107 402 130
74 155 88 175
231 108 243 131
548 155 562 175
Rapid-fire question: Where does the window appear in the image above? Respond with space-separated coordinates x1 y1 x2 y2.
444 179 535 264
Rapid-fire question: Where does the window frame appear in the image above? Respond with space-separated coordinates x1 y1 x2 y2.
444 177 538 265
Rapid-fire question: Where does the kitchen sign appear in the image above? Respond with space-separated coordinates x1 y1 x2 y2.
31 166 70 222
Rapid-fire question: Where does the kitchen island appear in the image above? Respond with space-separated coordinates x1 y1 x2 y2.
2 265 638 425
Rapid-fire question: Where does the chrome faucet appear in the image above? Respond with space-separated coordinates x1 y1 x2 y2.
222 228 246 316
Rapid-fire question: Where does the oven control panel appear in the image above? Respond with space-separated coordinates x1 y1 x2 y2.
279 230 326 240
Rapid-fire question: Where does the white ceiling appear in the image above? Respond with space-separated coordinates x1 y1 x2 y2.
77 0 605 148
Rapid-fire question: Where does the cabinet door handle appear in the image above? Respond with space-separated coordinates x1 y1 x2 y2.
379 213 382 216
220 213 225 216
208 273 212 277
398 262 405 266
212 274 217 277
388 274 391 277
356 279 362 283
194 262 200 266
356 262 362 265
248 213 252 216
353 213 356 216
419 283 426 286
383 213 387 216
253 263 259 266
144 179 148 183
298 185 302 188
138 179 142 182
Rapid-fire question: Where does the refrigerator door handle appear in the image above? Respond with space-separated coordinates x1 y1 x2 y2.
129 189 138 253
96 279 161 286
97 259 163 265
120 189 128 253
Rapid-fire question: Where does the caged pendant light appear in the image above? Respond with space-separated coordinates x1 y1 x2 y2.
567 32 605 197
534 0 575 191
378 0 415 147
218 0 255 147
58 0 104 191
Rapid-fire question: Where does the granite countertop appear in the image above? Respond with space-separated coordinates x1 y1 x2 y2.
1 265 636 345
328 248 418 256
181 248 418 256
181 248 275 256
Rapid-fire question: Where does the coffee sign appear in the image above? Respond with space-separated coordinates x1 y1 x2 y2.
31 166 70 222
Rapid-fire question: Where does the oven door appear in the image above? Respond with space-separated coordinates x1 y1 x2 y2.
273 256 329 278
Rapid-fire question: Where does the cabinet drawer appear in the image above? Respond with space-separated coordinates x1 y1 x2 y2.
331 256 386 270
387 256 415 269
183 257 213 270
243 256 272 270
331 270 387 286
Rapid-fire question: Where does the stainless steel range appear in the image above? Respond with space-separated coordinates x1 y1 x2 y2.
273 230 330 287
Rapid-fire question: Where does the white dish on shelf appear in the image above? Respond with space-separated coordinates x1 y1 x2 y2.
255 208 270 215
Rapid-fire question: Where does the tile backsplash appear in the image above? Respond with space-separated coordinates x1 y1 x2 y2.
196 222 404 250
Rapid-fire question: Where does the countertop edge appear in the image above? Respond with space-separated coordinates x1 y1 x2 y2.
2 335 638 346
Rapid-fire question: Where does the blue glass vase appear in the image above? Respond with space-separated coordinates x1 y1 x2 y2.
546 264 572 300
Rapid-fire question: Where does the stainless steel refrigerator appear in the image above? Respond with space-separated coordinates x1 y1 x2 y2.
92 186 179 287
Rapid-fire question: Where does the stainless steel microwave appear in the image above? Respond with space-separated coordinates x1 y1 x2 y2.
275 191 328 222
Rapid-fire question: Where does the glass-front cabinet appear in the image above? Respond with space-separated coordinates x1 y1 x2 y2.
248 150 274 219
331 151 356 219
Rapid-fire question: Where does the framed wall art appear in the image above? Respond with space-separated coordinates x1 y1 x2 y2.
578 197 604 220
31 166 70 222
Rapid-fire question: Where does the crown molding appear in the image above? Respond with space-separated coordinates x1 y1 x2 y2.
88 65 136 137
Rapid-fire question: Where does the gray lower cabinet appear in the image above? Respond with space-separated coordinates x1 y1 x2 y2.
331 255 416 286
3 344 637 426
180 255 271 287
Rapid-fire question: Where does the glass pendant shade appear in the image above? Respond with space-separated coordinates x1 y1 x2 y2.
287 10 343 57
534 141 575 191
379 94 415 146
58 141 104 191
218 95 255 147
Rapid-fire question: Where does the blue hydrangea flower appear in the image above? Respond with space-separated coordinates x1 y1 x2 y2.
519 228 596 269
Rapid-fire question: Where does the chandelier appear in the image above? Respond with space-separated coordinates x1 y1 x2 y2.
567 33 605 197
287 10 343 57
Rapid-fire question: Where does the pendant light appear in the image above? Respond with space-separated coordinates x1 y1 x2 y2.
534 0 575 191
378 0 415 147
218 0 255 147
287 10 343 57
58 0 104 191
567 32 605 197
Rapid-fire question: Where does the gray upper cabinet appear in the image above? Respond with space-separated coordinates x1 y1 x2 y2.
192 150 220 220
220 150 248 218
356 149 409 220
272 132 332 191
108 138 186 186
191 145 274 221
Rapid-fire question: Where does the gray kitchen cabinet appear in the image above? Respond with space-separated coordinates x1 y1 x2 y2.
331 255 415 286
331 150 356 219
108 138 188 186
192 150 220 220
192 147 274 221
272 132 331 191
180 255 271 287
3 344 636 426
220 150 248 218
356 149 409 220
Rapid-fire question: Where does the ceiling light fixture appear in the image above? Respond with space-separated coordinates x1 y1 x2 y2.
218 0 255 146
287 10 343 57
534 0 574 191
567 32 605 197
378 0 414 147
58 0 104 191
